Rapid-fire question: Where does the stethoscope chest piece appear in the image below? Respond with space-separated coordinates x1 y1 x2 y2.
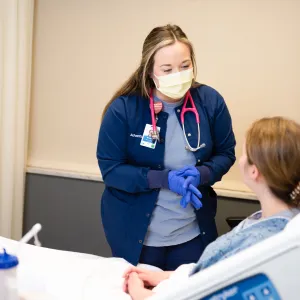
185 143 206 152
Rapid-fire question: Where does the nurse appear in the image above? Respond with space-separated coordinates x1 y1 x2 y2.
97 24 236 270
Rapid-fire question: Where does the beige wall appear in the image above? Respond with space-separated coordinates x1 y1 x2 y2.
28 0 300 194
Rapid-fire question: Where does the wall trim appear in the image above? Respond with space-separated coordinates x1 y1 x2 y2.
27 166 102 182
26 166 258 201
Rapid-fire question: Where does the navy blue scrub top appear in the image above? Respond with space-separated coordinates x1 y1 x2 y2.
97 85 236 265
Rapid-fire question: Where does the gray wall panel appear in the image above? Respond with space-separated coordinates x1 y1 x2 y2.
24 174 111 257
215 197 260 235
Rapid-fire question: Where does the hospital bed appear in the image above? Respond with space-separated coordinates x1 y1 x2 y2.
150 213 300 300
1 213 299 299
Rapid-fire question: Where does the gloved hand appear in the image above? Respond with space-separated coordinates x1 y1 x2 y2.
168 171 202 198
190 192 202 210
180 185 202 210
168 170 189 197
175 166 202 210
169 170 202 209
175 166 201 190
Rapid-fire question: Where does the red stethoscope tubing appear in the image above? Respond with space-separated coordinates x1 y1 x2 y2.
149 89 200 135
149 89 205 151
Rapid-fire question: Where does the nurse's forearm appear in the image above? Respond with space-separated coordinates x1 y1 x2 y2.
196 165 211 186
200 153 236 186
147 169 170 189
147 166 212 189
99 161 151 193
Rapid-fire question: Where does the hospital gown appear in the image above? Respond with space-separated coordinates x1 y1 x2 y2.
190 209 299 275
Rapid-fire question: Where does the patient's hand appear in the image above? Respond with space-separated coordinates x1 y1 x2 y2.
127 272 154 300
123 267 172 292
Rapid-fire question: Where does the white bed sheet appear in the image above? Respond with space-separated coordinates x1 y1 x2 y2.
0 237 190 300
0 236 132 300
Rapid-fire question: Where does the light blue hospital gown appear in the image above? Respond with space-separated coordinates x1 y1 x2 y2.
190 209 299 275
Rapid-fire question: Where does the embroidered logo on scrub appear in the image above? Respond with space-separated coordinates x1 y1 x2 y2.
130 134 142 138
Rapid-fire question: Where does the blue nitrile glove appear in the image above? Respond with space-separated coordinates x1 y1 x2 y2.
176 166 202 210
180 190 191 208
189 187 202 210
169 171 202 197
169 170 202 209
168 170 188 196
175 166 201 189
180 183 203 210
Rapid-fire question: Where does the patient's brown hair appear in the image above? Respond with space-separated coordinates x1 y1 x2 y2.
246 117 300 206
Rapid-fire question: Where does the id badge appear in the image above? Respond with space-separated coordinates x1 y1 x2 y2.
140 124 160 149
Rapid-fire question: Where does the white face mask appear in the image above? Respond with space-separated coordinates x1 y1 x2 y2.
153 68 194 99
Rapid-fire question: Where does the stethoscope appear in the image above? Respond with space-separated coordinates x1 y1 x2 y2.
149 89 206 152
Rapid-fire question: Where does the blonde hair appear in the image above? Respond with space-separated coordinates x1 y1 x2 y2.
246 117 300 206
102 24 200 119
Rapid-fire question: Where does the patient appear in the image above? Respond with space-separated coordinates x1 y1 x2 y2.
123 117 300 300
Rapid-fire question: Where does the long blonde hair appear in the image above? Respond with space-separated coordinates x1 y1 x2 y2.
102 24 200 119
